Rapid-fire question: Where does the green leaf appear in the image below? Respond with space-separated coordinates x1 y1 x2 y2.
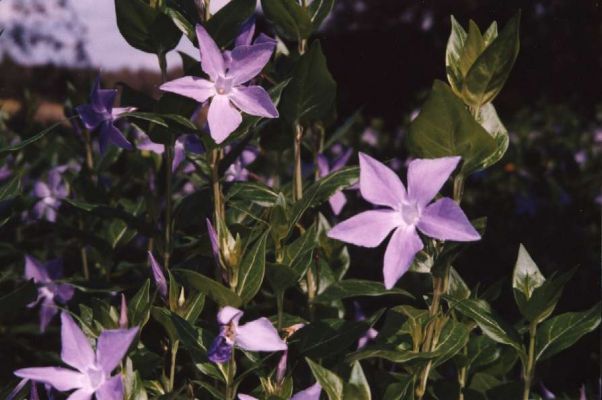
462 11 521 107
226 182 280 207
512 244 545 300
129 279 151 327
535 303 601 361
0 175 21 201
445 16 468 94
383 375 414 400
448 266 471 300
206 0 256 47
235 231 268 303
306 358 344 400
314 279 412 303
407 80 498 174
279 41 337 125
308 0 334 30
0 280 37 323
266 262 299 293
475 103 509 168
344 362 371 400
446 296 525 360
261 0 313 41
466 336 501 371
174 269 242 307
115 0 182 54
0 120 65 155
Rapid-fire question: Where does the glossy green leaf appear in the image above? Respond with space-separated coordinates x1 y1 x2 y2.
206 0 256 47
535 302 601 361
306 358 344 400
236 231 268 303
383 375 414 400
261 0 313 41
314 279 412 303
475 103 509 169
0 175 21 201
0 120 66 155
512 244 544 300
226 182 280 207
407 80 497 174
445 15 468 95
448 266 471 300
344 362 371 400
279 41 337 125
308 0 334 30
128 279 151 327
517 267 575 324
174 269 242 307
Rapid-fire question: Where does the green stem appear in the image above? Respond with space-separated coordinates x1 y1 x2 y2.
523 323 537 400
211 149 224 229
158 52 173 270
225 352 236 400
293 124 304 202
169 340 179 392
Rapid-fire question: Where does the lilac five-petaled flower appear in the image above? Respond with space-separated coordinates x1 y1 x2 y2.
15 312 138 400
160 25 278 144
328 153 480 289
317 148 353 215
148 251 168 299
238 382 322 400
25 255 74 332
225 145 258 182
76 77 135 152
32 166 69 223
207 306 287 364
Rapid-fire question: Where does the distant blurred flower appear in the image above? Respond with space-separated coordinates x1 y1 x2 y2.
574 150 587 166
317 148 353 215
32 166 69 222
173 134 204 171
540 382 556 399
134 128 164 155
354 302 378 349
361 127 379 147
225 146 258 182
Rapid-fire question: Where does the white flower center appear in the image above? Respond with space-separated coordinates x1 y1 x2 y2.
214 76 233 95
85 365 106 390
400 201 421 226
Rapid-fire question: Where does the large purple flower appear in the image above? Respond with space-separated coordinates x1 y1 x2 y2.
207 306 287 364
76 77 135 152
15 312 138 400
328 153 480 289
160 25 278 144
317 148 353 215
238 382 322 400
32 166 69 223
25 255 74 332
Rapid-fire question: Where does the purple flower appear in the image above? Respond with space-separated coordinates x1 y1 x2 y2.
0 163 12 181
317 148 353 215
76 76 135 152
134 128 164 155
14 312 138 400
207 306 287 364
238 382 322 400
160 25 278 144
361 127 379 147
148 251 168 299
206 218 220 264
328 153 480 289
540 383 556 399
32 166 69 222
25 255 74 332
353 302 378 349
173 134 204 171
225 146 258 182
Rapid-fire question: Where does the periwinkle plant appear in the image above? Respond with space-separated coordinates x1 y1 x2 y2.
0 2 599 400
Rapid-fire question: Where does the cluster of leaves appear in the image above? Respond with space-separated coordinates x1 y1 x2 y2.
0 2 599 400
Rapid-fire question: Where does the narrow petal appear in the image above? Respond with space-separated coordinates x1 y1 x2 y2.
75 104 104 130
383 227 423 289
160 76 216 103
359 152 406 209
328 191 347 215
229 86 278 118
217 306 243 326
235 17 255 47
207 95 242 144
316 154 330 177
331 148 353 172
407 156 460 206
111 106 136 119
235 317 287 352
100 122 133 151
196 24 225 81
228 43 274 85
14 367 84 392
417 198 480 242
95 374 123 400
238 395 258 400
60 312 95 371
96 327 138 374
172 138 185 171
33 182 51 199
55 283 75 303
44 258 64 280
148 252 168 298
291 382 322 400
327 210 401 248
206 218 220 263
25 255 49 283
66 389 94 400
39 299 58 333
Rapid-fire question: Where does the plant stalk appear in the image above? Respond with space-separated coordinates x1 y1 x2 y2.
158 52 173 270
522 323 537 400
168 340 179 392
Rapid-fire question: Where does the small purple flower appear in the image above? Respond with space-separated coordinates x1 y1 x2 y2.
25 255 74 332
148 251 168 299
76 76 136 153
353 302 378 349
328 153 480 289
160 25 278 144
0 163 12 181
15 312 138 400
361 127 379 147
173 134 204 171
238 382 322 400
207 306 287 364
134 128 164 155
32 166 69 223
225 146 258 182
317 148 353 215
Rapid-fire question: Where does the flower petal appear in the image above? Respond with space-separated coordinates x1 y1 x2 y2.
66 389 94 400
291 382 322 400
24 255 49 283
111 106 136 119
160 76 216 103
331 148 353 172
229 86 278 118
235 17 255 47
39 299 58 333
383 227 423 289
217 306 243 326
14 367 84 392
207 335 234 363
196 24 225 81
100 121 132 151
327 210 401 247
235 317 287 352
60 312 95 371
91 77 117 112
407 156 460 206
238 395 258 400
316 154 330 177
359 152 406 209
75 104 104 130
207 95 242 144
148 252 168 298
95 374 123 400
96 328 138 374
55 283 75 303
33 182 51 199
206 218 220 264
417 198 480 241
228 43 274 85
329 191 347 215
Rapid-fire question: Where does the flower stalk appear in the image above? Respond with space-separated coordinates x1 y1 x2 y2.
522 322 537 400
